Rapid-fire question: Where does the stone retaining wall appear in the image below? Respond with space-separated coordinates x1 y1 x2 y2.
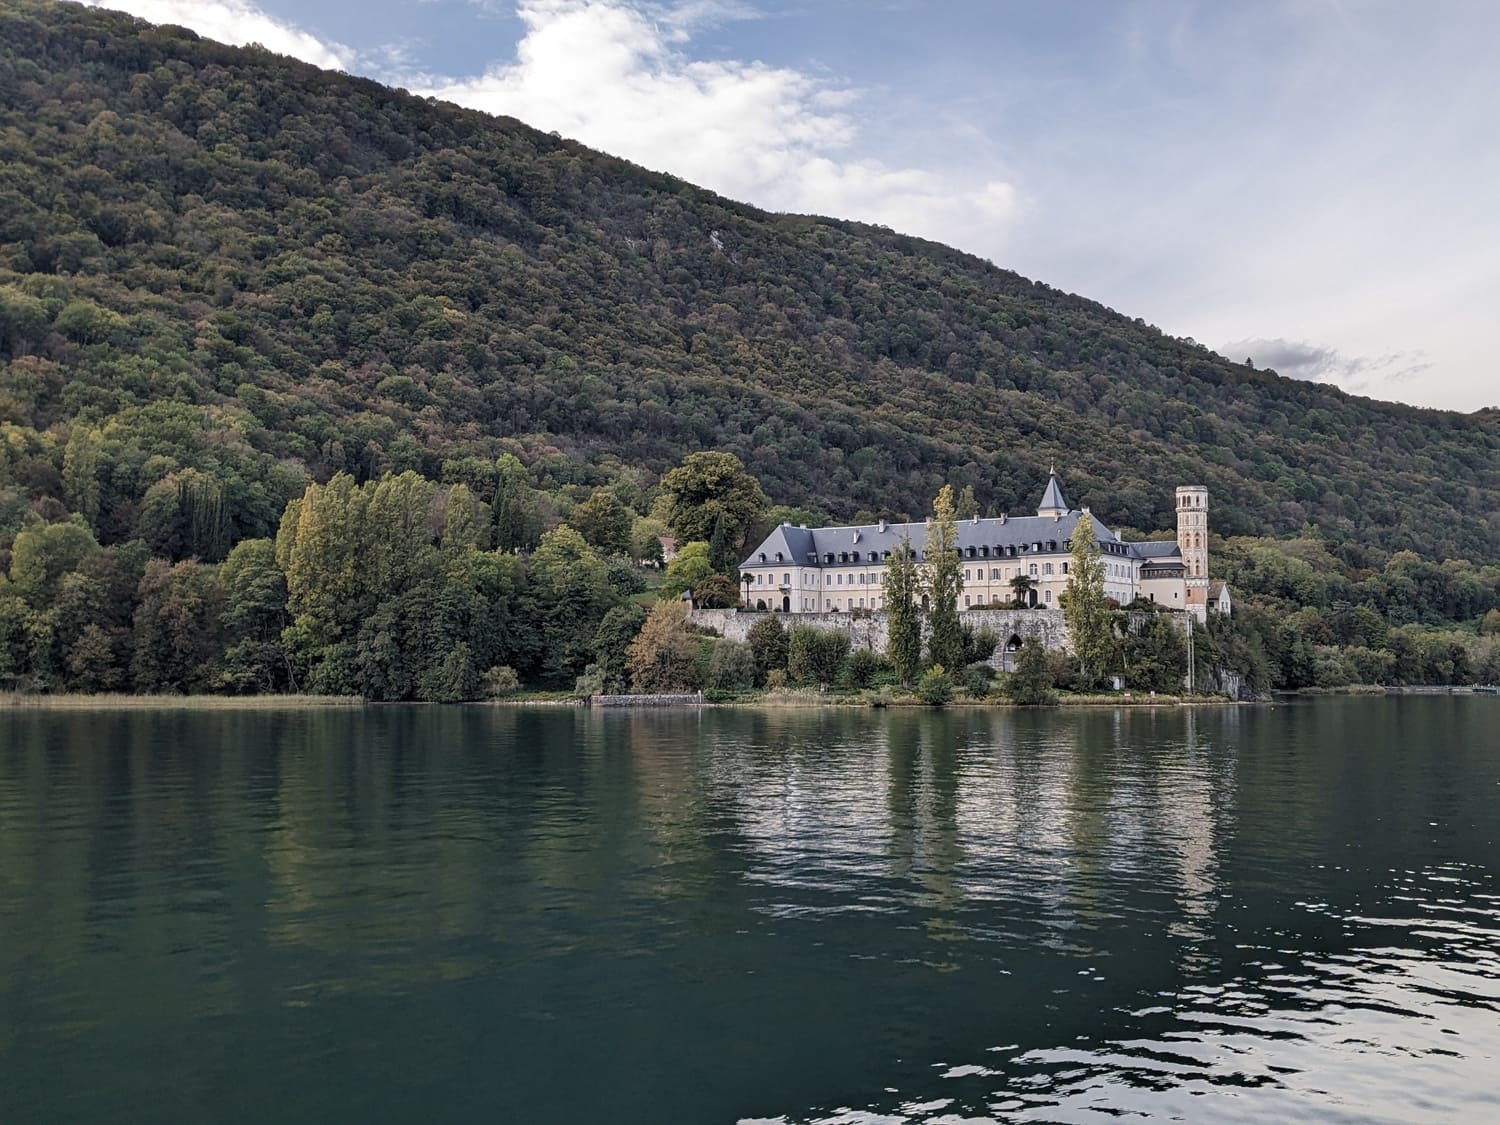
590 693 707 707
688 608 1073 670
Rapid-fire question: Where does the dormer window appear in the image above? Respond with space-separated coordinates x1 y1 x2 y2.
758 553 767 562
775 552 783 562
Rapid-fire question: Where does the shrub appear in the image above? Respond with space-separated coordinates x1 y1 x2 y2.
1005 638 1055 704
916 664 953 706
961 661 995 698
765 669 788 690
483 664 521 697
843 647 888 688
705 639 757 692
746 613 789 680
788 625 850 686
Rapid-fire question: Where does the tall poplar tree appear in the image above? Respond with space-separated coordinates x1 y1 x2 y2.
926 484 963 672
884 531 922 686
1064 515 1115 687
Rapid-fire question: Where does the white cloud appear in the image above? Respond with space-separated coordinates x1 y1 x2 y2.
412 1 1020 253
77 0 352 70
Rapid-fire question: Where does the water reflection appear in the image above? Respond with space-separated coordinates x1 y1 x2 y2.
0 699 1496 1124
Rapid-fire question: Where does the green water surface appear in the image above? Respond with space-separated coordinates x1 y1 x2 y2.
1 698 1496 1123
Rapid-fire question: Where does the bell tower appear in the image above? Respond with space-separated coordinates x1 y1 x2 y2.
1176 485 1210 617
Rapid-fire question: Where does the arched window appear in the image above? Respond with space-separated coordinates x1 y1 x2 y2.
1029 563 1038 577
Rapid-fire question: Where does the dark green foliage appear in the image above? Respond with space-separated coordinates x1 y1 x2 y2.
843 646 888 689
746 613 788 681
1005 638 1056 704
3 0 1490 575
884 534 923 685
591 602 647 694
705 640 756 693
961 662 995 697
787 625 850 687
961 625 999 666
1122 616 1187 693
0 0 1492 698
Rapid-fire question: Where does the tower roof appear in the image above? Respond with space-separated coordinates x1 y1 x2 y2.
1036 468 1068 516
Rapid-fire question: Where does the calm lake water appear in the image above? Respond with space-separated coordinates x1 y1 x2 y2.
1 698 1496 1124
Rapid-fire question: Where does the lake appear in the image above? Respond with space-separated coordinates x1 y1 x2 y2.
1 698 1496 1123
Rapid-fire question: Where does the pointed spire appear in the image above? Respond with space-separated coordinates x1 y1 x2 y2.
1037 467 1068 517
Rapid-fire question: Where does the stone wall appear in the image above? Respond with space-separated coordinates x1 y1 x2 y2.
688 608 1073 670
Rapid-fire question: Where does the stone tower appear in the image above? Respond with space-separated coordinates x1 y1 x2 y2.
1176 485 1210 617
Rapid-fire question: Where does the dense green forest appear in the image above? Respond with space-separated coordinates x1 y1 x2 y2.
0 1 1496 697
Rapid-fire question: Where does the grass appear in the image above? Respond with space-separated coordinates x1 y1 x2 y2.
0 692 365 710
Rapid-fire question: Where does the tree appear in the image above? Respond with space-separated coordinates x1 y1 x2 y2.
567 488 632 556
705 640 756 692
1064 518 1115 688
926 485 963 672
955 484 979 520
1009 574 1036 607
658 452 767 554
660 540 714 600
916 664 953 706
746 614 789 681
131 559 225 693
524 526 620 686
630 516 669 566
788 625 850 687
492 454 542 553
1122 615 1187 693
884 532 923 686
1005 637 1056 704
626 601 703 692
219 538 290 693
591 602 648 693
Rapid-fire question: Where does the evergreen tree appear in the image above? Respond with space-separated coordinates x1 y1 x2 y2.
1064 516 1115 688
746 614 789 682
492 454 542 553
926 485 963 672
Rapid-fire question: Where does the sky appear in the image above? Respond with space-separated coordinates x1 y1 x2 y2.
76 1 1500 412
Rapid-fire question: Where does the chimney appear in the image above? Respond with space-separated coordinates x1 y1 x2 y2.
878 518 887 532
999 513 1007 524
971 514 979 524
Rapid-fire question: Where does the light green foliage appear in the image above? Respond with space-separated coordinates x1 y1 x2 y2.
567 488 633 556
916 664 954 706
9 521 99 608
630 516 670 566
925 485 963 673
661 540 714 601
1064 519 1116 688
659 452 767 556
884 533 923 686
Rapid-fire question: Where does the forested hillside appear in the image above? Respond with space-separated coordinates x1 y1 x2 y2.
2 0 1495 564
0 1 1496 698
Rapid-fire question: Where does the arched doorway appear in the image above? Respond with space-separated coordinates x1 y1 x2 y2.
1004 634 1023 672
781 595 791 613
921 594 931 610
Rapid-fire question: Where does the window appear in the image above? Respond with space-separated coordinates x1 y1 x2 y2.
1044 563 1053 575
1029 563 1038 577
964 569 971 581
837 574 843 586
991 568 1000 580
1044 590 1052 603
1062 562 1069 574
783 573 790 585
825 598 831 609
858 598 865 608
964 595 971 607
776 552 784 563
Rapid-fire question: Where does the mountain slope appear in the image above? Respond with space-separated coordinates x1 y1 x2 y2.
1 0 1496 563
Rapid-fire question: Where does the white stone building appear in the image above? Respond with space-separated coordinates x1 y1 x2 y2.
739 471 1226 623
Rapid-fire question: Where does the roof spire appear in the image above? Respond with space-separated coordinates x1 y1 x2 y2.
1037 467 1068 518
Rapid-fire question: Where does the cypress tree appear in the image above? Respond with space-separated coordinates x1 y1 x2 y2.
884 532 922 686
926 485 963 672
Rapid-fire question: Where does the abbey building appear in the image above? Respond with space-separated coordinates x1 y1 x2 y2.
739 471 1230 623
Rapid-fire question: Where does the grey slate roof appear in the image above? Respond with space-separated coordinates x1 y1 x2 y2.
1129 540 1183 559
742 509 1145 568
1037 470 1068 513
